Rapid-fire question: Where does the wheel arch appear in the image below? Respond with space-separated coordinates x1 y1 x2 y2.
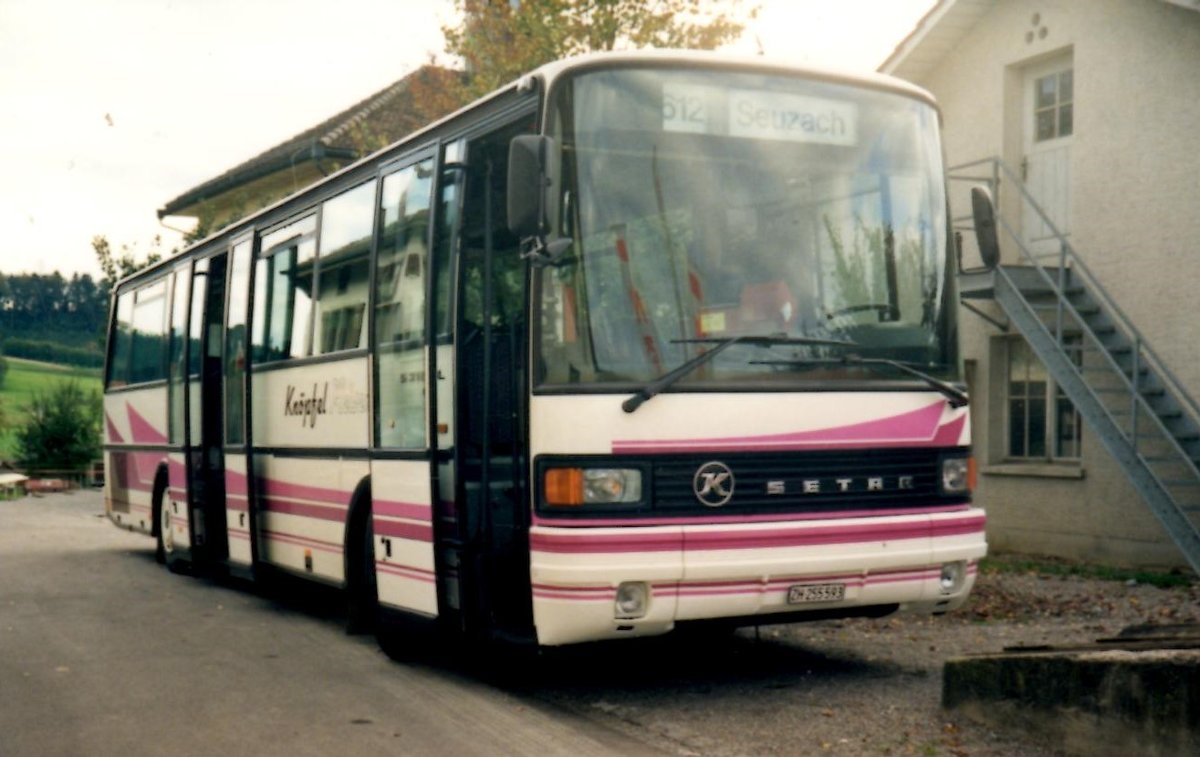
343 475 373 587
151 462 171 537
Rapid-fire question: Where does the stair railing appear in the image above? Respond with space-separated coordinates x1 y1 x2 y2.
949 157 1200 474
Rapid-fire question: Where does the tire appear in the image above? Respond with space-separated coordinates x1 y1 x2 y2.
154 496 167 565
154 478 186 574
345 505 377 635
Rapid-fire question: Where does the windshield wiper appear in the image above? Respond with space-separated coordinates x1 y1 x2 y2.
753 354 969 408
622 334 858 413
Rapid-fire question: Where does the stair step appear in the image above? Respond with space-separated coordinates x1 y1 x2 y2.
1161 479 1200 487
1029 303 1099 317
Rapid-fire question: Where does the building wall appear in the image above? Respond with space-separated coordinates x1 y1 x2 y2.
913 0 1200 567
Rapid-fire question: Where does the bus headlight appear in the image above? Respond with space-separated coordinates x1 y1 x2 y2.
940 456 975 495
544 467 643 507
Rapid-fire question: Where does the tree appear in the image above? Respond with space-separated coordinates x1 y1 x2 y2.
443 0 758 99
92 234 162 287
15 380 102 474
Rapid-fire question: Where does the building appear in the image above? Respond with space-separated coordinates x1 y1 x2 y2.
159 65 460 236
882 0 1200 568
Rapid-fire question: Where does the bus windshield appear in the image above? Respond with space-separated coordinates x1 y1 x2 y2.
536 66 957 389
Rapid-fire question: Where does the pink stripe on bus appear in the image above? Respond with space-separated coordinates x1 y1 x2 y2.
532 564 980 604
261 497 347 524
373 519 434 543
533 587 616 601
105 412 124 444
376 562 437 583
530 531 683 553
530 515 985 554
261 529 342 554
224 469 249 496
262 478 352 506
226 495 249 512
374 499 431 520
532 504 972 528
126 403 167 445
612 402 964 454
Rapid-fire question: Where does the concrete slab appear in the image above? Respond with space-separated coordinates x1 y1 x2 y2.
943 625 1200 756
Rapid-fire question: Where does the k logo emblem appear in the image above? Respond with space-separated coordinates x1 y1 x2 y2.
693 461 735 507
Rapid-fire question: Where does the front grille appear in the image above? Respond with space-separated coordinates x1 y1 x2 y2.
652 447 958 516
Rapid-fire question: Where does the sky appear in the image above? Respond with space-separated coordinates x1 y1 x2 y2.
0 0 934 280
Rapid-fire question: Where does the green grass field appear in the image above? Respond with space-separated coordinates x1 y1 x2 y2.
0 358 103 461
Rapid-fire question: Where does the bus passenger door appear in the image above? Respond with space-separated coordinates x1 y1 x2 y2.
452 116 535 641
188 252 229 569
222 239 255 575
370 154 440 620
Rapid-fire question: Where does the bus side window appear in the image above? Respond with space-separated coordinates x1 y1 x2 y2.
252 216 317 362
374 159 433 449
315 181 374 355
107 290 135 388
129 280 168 384
167 268 190 443
224 241 252 445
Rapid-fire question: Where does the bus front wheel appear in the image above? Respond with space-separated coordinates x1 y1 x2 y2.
154 484 186 574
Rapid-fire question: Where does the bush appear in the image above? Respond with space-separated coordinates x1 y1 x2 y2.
0 355 7 388
16 379 101 473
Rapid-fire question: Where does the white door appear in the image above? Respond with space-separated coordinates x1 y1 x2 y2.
1022 56 1074 257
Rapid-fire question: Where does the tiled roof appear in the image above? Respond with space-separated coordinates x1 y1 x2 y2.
158 65 459 219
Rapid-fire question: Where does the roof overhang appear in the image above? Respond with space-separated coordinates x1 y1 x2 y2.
158 142 358 219
879 0 995 81
881 0 1198 81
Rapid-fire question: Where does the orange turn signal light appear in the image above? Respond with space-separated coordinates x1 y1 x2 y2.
544 468 584 506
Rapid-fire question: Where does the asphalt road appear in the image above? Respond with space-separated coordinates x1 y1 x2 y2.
0 491 664 757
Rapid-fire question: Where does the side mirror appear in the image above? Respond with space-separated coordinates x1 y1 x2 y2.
971 185 1000 271
507 135 559 240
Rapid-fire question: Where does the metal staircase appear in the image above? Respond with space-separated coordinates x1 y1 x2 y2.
953 157 1200 574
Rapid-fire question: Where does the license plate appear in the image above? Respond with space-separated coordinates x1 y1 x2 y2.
787 583 845 604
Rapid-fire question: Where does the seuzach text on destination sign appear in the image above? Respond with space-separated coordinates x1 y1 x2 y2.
729 90 858 146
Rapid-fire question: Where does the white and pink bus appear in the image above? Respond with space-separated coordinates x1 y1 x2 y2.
104 51 985 648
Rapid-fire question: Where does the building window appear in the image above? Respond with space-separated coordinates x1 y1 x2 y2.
1034 68 1073 142
1006 337 1081 460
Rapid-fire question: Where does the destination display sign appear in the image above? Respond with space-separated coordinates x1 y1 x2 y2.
663 83 858 146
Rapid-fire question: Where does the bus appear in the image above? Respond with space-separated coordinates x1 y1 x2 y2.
103 50 985 649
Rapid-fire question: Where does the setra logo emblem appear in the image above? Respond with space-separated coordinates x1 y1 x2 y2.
693 461 735 507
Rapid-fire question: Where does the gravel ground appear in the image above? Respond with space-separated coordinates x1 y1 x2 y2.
515 559 1200 756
